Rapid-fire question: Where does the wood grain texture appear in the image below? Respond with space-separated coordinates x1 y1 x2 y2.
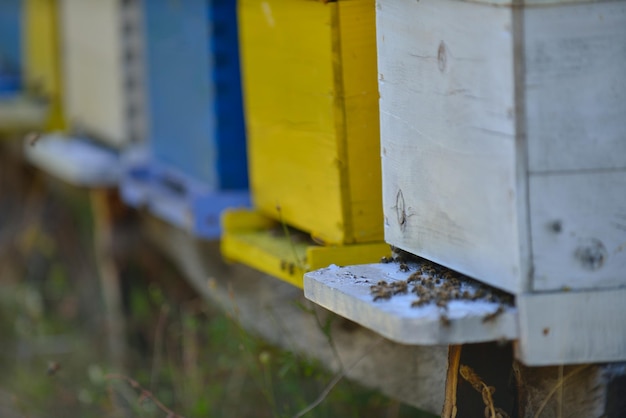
377 0 523 293
525 2 626 173
530 171 626 291
337 0 384 244
304 263 519 345
517 287 626 365
23 0 65 129
239 0 381 245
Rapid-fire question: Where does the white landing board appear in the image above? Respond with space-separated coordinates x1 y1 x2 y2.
304 262 518 345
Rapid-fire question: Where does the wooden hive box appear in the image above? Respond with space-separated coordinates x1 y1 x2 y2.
301 0 626 366
60 0 145 147
0 0 62 131
378 0 626 296
120 0 250 239
222 0 390 287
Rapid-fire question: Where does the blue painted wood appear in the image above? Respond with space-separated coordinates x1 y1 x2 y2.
0 0 22 96
143 0 248 190
208 0 247 190
121 148 250 239
126 0 249 239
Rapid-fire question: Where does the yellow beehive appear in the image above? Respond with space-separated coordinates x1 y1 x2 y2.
240 0 381 245
222 0 389 287
23 0 65 130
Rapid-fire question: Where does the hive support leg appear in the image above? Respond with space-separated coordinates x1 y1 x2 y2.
517 362 626 418
90 189 127 370
448 343 626 418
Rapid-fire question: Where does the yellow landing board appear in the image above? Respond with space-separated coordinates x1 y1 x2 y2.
221 209 391 288
239 0 382 246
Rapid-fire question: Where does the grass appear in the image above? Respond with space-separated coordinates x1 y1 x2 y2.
0 152 434 417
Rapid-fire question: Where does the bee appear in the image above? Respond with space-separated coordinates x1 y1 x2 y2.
411 298 428 308
373 289 392 301
380 256 393 264
47 361 61 376
26 132 41 147
462 290 471 299
406 272 422 283
399 263 410 272
435 278 441 285
391 281 408 295
482 306 504 323
377 280 388 286
436 299 448 309
439 314 451 327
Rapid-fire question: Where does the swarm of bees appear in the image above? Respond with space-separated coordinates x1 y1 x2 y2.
370 250 514 325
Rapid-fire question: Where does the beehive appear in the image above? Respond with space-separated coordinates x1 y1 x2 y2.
377 0 626 295
238 0 382 245
120 0 249 239
60 0 144 146
222 0 390 287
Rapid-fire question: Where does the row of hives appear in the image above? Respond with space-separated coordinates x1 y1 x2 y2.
2 0 625 366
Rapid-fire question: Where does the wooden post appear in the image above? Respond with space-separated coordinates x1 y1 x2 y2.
90 189 126 370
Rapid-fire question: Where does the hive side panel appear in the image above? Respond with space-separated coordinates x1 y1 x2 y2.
337 0 384 244
377 0 521 293
0 0 21 77
239 0 345 243
143 0 217 187
518 288 626 365
60 0 127 145
23 0 65 129
211 0 248 191
525 2 626 173
530 171 626 291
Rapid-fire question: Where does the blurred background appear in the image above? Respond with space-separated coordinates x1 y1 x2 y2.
0 0 432 416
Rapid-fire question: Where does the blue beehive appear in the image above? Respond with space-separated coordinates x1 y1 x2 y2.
121 0 249 239
0 0 22 96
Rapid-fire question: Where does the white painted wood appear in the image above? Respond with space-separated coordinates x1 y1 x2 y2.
377 0 524 294
60 0 144 147
530 171 626 291
451 0 614 5
304 263 518 345
24 134 121 187
525 2 626 173
378 0 626 296
517 287 626 365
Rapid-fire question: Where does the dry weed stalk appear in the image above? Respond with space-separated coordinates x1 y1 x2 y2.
442 345 462 418
459 365 509 418
532 365 590 418
105 373 183 418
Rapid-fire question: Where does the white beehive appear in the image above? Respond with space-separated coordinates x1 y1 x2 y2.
60 0 146 147
377 0 626 295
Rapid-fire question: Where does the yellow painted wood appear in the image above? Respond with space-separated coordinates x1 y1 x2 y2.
221 209 390 288
238 0 382 246
23 0 65 130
